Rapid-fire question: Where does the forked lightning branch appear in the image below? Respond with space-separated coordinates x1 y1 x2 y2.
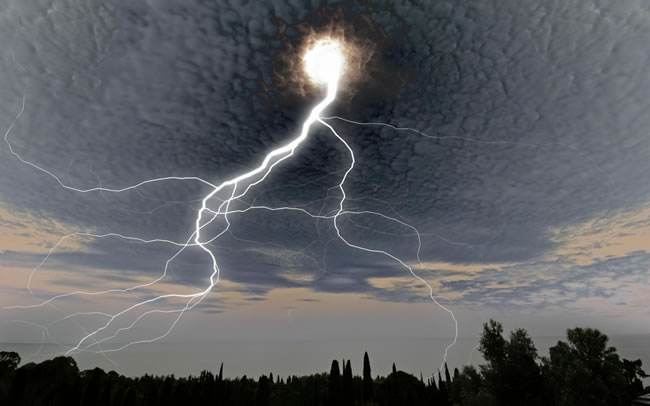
3 38 458 370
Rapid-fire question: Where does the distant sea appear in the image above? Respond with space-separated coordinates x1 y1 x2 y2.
2 335 649 379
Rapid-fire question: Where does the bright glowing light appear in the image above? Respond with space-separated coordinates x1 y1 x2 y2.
303 40 345 85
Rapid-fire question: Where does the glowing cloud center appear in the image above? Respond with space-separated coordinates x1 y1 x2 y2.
303 40 345 85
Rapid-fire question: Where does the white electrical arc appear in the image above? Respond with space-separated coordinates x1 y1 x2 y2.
3 41 459 370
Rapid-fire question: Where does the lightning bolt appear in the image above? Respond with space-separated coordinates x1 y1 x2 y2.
3 46 460 371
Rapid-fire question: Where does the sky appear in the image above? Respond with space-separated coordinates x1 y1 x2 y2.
1 0 650 376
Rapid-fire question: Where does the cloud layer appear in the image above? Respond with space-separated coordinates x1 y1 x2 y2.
1 0 649 318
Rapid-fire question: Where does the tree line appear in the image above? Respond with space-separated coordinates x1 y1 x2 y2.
0 319 647 405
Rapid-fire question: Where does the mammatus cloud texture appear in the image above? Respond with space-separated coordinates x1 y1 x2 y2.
0 0 649 344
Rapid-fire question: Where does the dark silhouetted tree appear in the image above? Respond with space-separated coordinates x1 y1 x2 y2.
256 375 270 406
480 320 506 367
328 360 341 406
622 358 647 396
0 322 644 406
450 366 462 405
455 365 494 406
9 356 80 405
444 363 452 386
479 320 543 406
543 327 646 406
0 352 20 375
362 351 373 403
437 371 449 406
377 370 426 406
0 351 20 403
342 359 353 405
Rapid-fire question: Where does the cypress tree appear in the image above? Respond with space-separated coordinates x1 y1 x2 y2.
362 352 373 402
451 367 461 405
392 363 397 374
444 363 452 385
438 371 449 406
343 360 353 405
431 375 438 392
344 360 352 380
329 360 341 406
330 360 341 378
429 375 439 404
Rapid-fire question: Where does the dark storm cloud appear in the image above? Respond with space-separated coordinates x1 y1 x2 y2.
1 0 649 307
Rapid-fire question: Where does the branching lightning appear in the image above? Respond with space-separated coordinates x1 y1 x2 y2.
3 38 460 371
